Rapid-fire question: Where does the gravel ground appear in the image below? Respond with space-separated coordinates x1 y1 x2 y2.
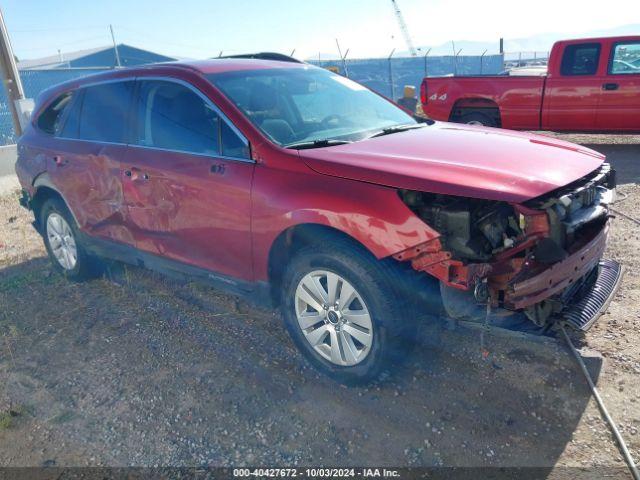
0 139 639 475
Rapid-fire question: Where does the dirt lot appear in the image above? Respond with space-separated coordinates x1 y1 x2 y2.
0 136 639 476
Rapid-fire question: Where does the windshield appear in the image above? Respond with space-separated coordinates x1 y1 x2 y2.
206 67 416 147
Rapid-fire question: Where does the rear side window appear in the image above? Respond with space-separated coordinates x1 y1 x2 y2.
560 43 601 76
79 81 134 143
609 42 640 75
59 90 83 139
37 92 73 135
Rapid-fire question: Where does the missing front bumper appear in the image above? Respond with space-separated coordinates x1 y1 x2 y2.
561 259 623 331
504 222 609 310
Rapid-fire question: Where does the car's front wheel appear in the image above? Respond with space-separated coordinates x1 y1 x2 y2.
280 237 418 384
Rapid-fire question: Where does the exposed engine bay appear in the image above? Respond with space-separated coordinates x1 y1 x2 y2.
398 192 523 262
397 164 618 331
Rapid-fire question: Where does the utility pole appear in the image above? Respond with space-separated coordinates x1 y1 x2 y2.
0 7 25 136
109 24 121 67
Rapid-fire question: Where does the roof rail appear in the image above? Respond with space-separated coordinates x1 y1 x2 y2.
215 52 303 63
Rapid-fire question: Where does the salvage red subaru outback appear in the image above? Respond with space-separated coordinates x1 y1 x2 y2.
16 54 620 383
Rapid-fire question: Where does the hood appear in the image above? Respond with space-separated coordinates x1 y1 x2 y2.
299 122 605 203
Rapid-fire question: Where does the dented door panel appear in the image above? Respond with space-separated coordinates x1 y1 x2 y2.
43 135 134 245
121 146 255 281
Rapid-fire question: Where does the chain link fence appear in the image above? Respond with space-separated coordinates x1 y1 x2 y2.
503 51 550 68
308 54 504 100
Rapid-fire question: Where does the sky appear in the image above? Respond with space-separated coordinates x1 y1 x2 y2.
4 0 640 61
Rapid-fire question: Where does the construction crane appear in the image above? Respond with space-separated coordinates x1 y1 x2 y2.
390 0 417 56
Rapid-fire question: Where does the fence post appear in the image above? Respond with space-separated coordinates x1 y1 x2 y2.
342 48 350 77
451 41 457 75
424 48 431 76
388 48 395 100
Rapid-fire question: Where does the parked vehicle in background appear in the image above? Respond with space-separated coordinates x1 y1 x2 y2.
16 56 621 383
421 36 640 132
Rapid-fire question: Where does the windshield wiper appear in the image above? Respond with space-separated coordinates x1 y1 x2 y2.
367 123 427 139
285 139 352 150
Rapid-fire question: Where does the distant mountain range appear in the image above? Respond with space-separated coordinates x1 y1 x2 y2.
406 24 640 57
309 24 640 60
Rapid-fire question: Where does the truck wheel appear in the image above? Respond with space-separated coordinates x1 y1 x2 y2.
280 238 418 384
40 197 97 281
461 111 496 127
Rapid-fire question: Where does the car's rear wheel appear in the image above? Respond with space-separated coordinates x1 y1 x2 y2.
280 237 419 384
40 197 96 281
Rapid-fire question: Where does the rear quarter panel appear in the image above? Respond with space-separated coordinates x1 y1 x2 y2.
15 127 48 195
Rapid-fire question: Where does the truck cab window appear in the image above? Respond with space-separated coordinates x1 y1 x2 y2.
560 43 601 76
609 42 640 75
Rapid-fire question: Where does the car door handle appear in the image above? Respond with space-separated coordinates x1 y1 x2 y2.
210 163 226 175
124 168 149 181
602 83 619 91
53 155 68 166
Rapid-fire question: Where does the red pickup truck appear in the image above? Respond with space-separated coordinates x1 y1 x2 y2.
420 35 640 132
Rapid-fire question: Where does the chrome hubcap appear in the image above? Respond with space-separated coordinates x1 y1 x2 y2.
467 120 484 125
46 213 77 271
295 270 373 366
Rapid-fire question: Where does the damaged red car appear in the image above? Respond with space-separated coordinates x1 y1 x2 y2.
16 55 621 383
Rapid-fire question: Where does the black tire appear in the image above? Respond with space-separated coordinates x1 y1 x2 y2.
280 236 421 384
40 197 97 281
440 282 485 321
460 111 497 127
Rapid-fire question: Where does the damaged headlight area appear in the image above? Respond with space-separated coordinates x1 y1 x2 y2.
398 190 523 262
396 163 620 333
524 163 615 250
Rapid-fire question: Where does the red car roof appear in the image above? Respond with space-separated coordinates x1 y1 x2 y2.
162 58 310 74
33 58 310 108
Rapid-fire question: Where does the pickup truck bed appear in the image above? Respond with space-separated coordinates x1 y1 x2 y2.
423 75 545 130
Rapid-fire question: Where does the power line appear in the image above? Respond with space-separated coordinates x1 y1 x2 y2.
17 35 111 52
115 25 220 53
10 25 107 33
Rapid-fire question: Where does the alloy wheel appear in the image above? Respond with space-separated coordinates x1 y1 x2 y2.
46 212 77 271
294 270 373 366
